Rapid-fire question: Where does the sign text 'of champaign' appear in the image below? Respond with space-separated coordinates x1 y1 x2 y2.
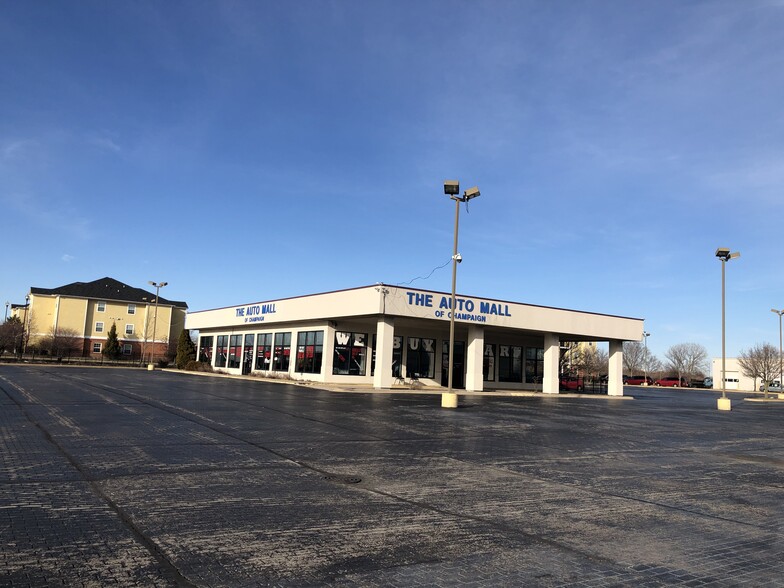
405 291 511 323
235 303 277 323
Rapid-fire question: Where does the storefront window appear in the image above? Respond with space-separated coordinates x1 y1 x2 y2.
370 335 403 377
333 331 367 375
498 345 523 382
483 344 496 382
256 333 272 370
228 334 242 368
406 337 435 379
273 332 291 372
296 330 324 374
199 336 214 364
215 335 228 368
525 347 544 383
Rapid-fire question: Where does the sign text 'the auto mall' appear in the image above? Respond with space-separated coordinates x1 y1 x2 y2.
405 291 511 323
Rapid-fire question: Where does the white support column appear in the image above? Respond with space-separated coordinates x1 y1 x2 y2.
543 333 560 394
373 317 395 389
465 325 484 392
608 340 624 396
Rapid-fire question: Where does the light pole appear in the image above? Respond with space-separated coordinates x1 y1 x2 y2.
22 294 31 355
4 301 8 321
643 331 650 385
148 281 167 370
441 180 480 409
716 248 739 411
771 309 783 394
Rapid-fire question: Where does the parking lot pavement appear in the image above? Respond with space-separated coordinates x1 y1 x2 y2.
1 365 782 587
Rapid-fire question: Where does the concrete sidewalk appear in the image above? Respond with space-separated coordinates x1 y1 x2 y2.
1 364 782 586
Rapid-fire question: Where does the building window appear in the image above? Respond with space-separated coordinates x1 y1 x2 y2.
333 331 367 375
273 332 291 372
95 322 104 333
97 301 106 312
296 330 323 374
215 335 228 368
256 333 272 370
483 344 496 382
92 342 102 353
122 343 132 355
498 345 523 382
406 337 435 379
228 335 242 369
128 304 136 315
125 324 134 335
199 336 214 363
525 347 544 384
370 335 403 377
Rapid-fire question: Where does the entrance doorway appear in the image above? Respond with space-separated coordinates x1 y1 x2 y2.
441 340 465 389
242 334 254 375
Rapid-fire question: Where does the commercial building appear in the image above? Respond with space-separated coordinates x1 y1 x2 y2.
186 284 644 395
11 277 187 359
710 358 755 392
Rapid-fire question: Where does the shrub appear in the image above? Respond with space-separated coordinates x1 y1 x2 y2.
185 360 213 372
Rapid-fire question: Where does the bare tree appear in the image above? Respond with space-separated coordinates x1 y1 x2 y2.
664 343 709 383
0 317 25 354
738 343 780 398
39 326 82 358
582 346 608 379
623 341 645 375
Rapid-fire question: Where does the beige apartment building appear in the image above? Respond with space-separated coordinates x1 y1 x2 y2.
187 284 644 395
11 277 187 359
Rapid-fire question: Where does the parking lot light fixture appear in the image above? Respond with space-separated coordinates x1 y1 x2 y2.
441 180 480 409
715 248 739 411
147 281 168 370
643 331 650 385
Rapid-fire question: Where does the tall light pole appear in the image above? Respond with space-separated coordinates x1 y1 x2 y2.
771 309 783 393
22 294 31 354
4 301 9 321
148 281 167 369
716 248 739 411
643 331 650 385
442 180 480 409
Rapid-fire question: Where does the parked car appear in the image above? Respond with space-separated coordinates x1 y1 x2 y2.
626 375 653 386
704 377 713 388
655 376 688 387
759 380 782 392
559 376 584 392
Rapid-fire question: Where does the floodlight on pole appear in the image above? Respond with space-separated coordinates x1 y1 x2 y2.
441 180 481 409
147 281 168 370
715 248 739 410
643 331 651 385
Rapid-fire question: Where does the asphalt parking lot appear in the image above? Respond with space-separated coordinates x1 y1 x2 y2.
1 365 782 587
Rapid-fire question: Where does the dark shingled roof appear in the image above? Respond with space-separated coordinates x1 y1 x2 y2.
31 277 188 308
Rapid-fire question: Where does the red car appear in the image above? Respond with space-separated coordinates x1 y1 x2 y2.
559 376 584 392
626 375 653 386
655 376 688 387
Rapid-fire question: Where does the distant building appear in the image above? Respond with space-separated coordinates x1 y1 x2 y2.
10 277 187 359
711 358 756 392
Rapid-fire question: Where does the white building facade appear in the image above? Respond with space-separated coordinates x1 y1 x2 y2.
711 358 757 392
186 284 645 396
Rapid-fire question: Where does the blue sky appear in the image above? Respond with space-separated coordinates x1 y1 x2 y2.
2 1 783 361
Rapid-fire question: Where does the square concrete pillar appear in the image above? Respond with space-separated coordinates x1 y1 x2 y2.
608 340 624 396
543 333 560 394
465 325 484 392
373 317 395 389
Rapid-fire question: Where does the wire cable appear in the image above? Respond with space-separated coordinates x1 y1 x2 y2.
395 258 452 286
